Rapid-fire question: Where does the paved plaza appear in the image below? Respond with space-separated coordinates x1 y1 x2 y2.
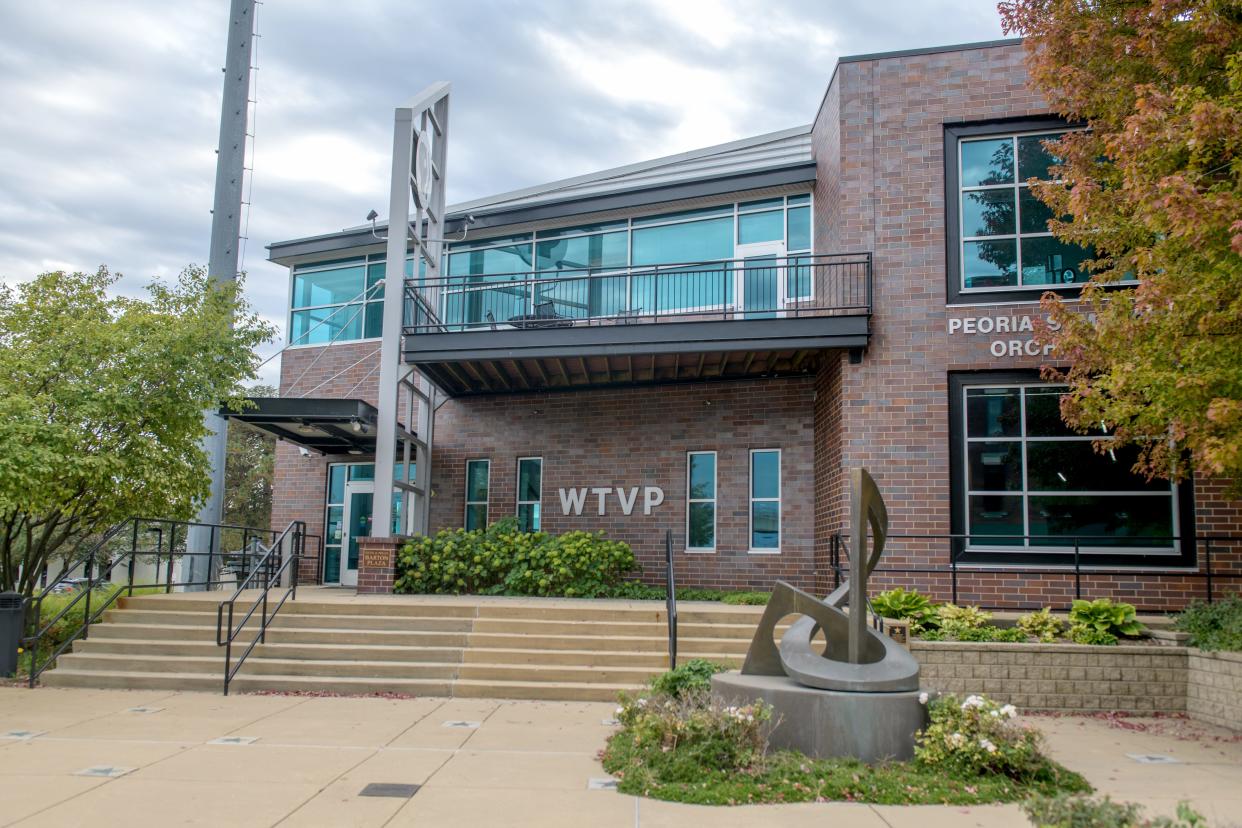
0 687 1238 827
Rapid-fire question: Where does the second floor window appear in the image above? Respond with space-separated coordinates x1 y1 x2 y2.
289 255 414 346
952 128 1097 298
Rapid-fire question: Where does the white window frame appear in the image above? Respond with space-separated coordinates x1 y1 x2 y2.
516 456 542 532
748 448 782 554
685 451 717 553
961 382 1179 555
464 459 491 530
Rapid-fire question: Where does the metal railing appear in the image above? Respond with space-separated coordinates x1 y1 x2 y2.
22 517 314 687
216 520 306 695
664 529 678 670
404 252 872 335
828 532 1242 612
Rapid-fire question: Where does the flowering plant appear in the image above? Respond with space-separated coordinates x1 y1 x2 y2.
614 688 772 773
914 693 1045 778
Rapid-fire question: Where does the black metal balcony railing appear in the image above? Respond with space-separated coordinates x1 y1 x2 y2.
403 253 871 335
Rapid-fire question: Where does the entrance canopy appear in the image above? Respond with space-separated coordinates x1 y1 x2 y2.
220 397 384 455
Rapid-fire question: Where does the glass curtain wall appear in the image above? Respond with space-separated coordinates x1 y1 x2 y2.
289 256 415 345
440 194 813 328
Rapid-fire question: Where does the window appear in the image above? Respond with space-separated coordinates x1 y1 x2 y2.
686 452 716 551
516 457 542 532
289 255 415 345
749 449 781 552
950 374 1189 565
946 122 1105 304
438 194 814 324
465 459 490 530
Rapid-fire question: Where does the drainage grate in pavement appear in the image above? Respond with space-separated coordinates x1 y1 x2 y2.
588 777 619 791
208 736 259 745
75 766 136 778
441 720 480 729
1126 754 1181 764
125 707 164 714
0 730 44 740
359 783 421 798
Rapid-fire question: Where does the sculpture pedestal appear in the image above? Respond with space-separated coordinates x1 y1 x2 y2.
712 672 928 762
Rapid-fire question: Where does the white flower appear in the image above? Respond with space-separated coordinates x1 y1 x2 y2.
1000 704 1018 719
918 692 929 705
961 695 985 710
615 706 624 716
746 715 754 723
636 698 647 708
948 732 967 748
979 738 997 754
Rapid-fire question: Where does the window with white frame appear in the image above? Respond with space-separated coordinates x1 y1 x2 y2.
962 383 1178 551
749 449 781 552
955 129 1097 294
686 452 716 551
465 459 490 530
516 457 542 532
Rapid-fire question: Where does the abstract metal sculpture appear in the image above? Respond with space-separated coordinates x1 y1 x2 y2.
739 468 919 692
713 468 928 761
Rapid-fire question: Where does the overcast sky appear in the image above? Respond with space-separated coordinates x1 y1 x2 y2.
0 0 1006 385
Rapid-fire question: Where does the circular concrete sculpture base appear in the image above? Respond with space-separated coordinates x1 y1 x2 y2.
712 671 928 763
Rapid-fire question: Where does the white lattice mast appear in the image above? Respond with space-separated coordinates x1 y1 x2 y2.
373 84 451 539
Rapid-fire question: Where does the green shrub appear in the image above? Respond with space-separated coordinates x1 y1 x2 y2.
393 519 636 597
953 624 1029 643
1068 624 1119 646
937 603 993 629
721 591 770 606
1173 594 1242 651
1068 598 1145 640
872 587 938 629
1023 794 1205 828
648 659 729 699
1018 608 1066 643
915 693 1048 780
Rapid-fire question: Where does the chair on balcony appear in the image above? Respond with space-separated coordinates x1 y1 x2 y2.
508 300 573 329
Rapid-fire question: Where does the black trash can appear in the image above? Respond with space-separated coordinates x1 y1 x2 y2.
0 592 24 677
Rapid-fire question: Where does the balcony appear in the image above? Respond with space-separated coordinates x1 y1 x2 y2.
402 253 871 396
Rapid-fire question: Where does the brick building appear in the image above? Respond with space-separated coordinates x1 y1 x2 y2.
246 39 1239 608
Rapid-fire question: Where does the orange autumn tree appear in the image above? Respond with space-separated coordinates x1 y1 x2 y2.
999 0 1242 491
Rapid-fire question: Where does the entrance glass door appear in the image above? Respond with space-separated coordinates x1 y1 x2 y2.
734 241 785 319
340 480 374 587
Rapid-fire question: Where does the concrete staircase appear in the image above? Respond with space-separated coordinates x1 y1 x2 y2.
40 591 767 701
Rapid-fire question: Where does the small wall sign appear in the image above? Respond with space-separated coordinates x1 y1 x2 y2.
360 549 391 570
558 486 665 516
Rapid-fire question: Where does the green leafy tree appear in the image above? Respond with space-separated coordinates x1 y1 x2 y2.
224 384 276 531
999 1 1242 490
0 267 274 594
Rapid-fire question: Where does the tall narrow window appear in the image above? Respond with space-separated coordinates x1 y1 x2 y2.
516 457 542 532
686 452 716 552
465 459 490 530
749 449 781 552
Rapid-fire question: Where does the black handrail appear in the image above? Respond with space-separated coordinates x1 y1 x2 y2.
216 520 305 695
24 516 288 686
826 531 1242 612
403 252 873 335
664 529 677 670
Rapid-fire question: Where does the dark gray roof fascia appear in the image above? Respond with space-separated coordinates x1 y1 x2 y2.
268 161 815 266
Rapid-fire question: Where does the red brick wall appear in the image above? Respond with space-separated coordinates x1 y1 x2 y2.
810 41 1241 608
428 378 820 591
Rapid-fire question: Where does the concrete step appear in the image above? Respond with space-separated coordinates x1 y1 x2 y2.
41 668 638 701
73 638 744 669
104 609 475 633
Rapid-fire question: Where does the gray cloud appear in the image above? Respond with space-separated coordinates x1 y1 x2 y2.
0 0 1005 384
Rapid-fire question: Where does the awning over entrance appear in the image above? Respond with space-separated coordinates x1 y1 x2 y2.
220 397 383 455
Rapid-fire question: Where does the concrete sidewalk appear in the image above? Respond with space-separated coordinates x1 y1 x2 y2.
0 687 1237 827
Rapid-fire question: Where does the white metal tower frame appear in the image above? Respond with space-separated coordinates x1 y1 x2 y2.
372 83 451 539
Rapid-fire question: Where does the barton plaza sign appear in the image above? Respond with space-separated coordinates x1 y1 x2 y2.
948 313 1059 357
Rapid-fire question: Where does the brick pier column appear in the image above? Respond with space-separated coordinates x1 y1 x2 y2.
356 536 404 594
